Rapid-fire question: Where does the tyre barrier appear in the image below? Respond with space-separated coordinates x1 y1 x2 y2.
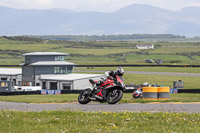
0 88 199 96
0 91 41 96
142 87 170 100
157 87 170 100
178 89 200 93
142 87 158 100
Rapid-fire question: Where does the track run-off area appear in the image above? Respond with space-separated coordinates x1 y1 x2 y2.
76 70 200 77
0 102 200 113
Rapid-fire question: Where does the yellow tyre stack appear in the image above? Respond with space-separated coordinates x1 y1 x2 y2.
142 87 170 100
157 87 170 100
142 87 158 100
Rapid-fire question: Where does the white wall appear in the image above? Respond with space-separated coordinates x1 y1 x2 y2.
0 75 22 86
58 81 72 90
73 76 102 90
35 75 42 86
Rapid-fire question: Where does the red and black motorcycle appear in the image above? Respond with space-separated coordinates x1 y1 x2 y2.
78 75 125 104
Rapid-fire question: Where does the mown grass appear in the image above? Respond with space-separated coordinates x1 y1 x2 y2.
76 66 200 73
121 93 200 103
0 37 200 65
0 110 199 133
126 54 194 64
150 47 200 54
0 94 78 103
0 93 199 103
48 47 139 55
124 73 200 89
75 69 200 89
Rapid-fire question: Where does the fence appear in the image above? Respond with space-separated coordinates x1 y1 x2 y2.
0 89 199 96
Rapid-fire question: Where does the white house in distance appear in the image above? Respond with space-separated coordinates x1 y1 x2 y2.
136 44 154 49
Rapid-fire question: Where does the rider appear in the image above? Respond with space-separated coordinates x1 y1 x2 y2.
94 67 124 94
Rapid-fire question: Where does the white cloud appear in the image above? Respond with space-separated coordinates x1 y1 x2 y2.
0 0 200 12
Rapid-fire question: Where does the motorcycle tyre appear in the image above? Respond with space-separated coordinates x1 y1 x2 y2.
78 91 91 104
106 89 123 104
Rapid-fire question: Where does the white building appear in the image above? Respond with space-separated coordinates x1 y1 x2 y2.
40 73 104 90
0 52 104 92
0 68 22 86
0 68 103 91
136 44 154 49
0 68 22 92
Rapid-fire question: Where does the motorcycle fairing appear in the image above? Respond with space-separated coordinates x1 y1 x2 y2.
96 89 103 97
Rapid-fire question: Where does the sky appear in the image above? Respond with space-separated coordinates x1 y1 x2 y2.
0 0 200 12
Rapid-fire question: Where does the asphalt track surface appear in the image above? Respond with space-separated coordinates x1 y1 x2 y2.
0 102 200 113
76 70 200 77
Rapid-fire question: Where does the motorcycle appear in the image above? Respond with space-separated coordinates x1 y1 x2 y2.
78 75 125 104
132 87 142 99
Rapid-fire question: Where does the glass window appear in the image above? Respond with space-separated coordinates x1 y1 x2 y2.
0 82 8 87
60 56 65 61
55 56 65 61
54 67 68 74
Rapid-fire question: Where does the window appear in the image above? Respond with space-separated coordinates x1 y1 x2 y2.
0 82 8 87
55 56 65 61
63 84 71 90
54 67 68 74
36 83 40 86
26 56 30 63
1 78 7 81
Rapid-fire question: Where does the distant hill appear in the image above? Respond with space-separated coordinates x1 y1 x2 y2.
1 4 200 37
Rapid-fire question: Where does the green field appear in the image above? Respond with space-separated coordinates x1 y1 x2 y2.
0 36 200 65
0 93 199 103
75 67 200 89
124 73 200 89
0 110 199 133
76 66 200 73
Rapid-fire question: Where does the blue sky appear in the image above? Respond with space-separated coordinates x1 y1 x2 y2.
0 0 200 12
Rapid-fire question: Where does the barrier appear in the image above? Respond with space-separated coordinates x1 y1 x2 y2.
142 87 170 100
157 87 170 100
170 88 178 94
178 89 200 93
0 91 41 96
0 88 199 96
41 90 61 95
142 87 158 100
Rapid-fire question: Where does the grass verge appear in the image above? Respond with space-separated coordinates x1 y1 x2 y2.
0 93 199 103
0 110 199 133
75 69 200 89
76 67 200 73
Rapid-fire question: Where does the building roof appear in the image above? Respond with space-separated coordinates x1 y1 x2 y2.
136 44 154 47
22 52 69 56
40 73 104 81
0 68 22 76
31 61 76 66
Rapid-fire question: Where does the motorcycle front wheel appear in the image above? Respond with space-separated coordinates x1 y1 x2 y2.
78 90 91 104
106 89 123 104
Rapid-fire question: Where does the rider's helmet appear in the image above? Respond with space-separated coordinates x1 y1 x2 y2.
115 67 124 76
142 82 149 87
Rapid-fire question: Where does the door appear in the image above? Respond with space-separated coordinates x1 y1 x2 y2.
63 84 71 90
42 82 46 89
50 82 57 90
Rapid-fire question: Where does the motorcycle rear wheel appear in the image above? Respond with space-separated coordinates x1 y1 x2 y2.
78 91 91 104
106 89 123 104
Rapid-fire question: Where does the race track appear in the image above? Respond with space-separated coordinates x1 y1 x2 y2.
0 102 200 113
